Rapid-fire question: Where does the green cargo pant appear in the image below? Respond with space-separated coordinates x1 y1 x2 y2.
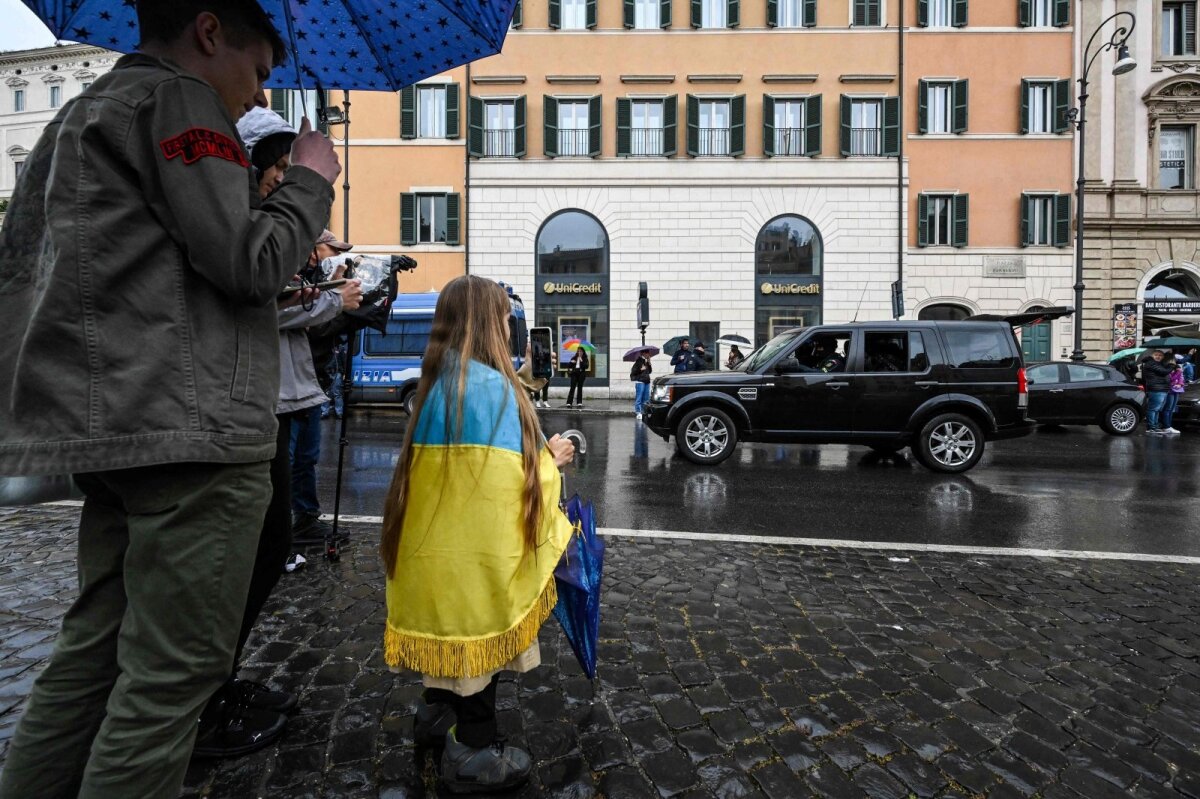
0 460 270 799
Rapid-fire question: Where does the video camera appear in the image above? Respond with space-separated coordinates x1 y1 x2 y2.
338 254 418 281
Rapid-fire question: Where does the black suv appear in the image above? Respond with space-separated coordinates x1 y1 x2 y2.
645 310 1073 473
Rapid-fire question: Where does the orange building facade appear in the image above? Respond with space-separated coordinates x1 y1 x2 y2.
275 0 1077 391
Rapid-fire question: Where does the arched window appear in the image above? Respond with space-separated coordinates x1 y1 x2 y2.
535 210 610 382
1145 267 1200 300
537 210 608 274
917 303 972 321
755 215 822 276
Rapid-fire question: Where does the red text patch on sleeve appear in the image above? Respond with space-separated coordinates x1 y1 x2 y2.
159 127 249 168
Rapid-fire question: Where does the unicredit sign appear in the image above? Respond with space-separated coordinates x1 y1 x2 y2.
544 281 603 295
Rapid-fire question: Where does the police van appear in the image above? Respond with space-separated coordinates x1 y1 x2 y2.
348 285 527 415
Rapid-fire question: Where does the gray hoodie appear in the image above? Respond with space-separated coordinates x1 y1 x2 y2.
0 55 332 476
237 107 344 415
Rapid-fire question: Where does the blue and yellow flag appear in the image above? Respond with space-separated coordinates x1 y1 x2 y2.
384 359 573 678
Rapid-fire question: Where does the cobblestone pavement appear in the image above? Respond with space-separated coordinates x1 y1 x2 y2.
2 506 1200 798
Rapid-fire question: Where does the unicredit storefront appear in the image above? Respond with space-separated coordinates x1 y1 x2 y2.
754 214 824 346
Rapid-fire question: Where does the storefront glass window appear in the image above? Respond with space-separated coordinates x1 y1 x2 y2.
536 210 610 382
755 215 823 347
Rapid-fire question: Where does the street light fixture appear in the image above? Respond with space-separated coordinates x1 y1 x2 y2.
1069 12 1137 362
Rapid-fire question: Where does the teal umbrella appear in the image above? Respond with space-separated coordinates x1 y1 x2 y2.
1108 347 1147 362
1142 337 1200 348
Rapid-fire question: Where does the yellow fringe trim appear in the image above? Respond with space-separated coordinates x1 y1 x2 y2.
383 576 559 678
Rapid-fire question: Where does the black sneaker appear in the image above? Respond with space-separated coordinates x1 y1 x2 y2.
232 678 298 714
414 699 456 748
440 729 532 794
292 513 344 545
193 697 287 759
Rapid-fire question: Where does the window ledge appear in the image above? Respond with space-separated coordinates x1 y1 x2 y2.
547 75 602 84
687 74 743 83
621 74 677 84
471 75 527 85
762 74 819 83
839 74 897 84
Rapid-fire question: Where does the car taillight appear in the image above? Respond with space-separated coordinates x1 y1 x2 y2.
1017 367 1028 408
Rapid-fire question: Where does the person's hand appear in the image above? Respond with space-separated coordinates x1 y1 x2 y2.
277 275 319 308
338 278 363 311
291 118 341 185
546 434 575 468
331 263 348 280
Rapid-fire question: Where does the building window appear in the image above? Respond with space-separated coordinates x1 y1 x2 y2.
755 215 824 347
634 0 659 27
1020 0 1068 27
1020 193 1071 247
1031 0 1051 26
49 85 62 109
1163 1 1198 57
1026 82 1052 133
13 89 24 113
778 0 803 27
917 193 968 247
848 99 881 155
562 0 588 28
1159 125 1194 189
400 193 461 245
697 99 731 155
485 100 517 157
631 100 664 155
926 83 951 133
14 160 25 181
917 303 972 321
80 81 92 92
536 210 610 382
853 0 881 26
1027 195 1053 245
558 100 590 155
417 86 447 138
1021 79 1068 135
701 0 727 27
928 0 950 26
919 79 968 135
773 99 805 155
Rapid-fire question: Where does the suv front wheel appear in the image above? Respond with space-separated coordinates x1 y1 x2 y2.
676 407 738 465
914 413 985 473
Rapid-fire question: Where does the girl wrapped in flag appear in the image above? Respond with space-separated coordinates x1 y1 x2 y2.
380 275 575 793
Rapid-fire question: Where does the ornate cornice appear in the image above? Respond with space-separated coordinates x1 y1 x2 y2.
1144 77 1200 143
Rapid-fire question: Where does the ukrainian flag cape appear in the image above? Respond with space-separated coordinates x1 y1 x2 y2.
384 359 574 678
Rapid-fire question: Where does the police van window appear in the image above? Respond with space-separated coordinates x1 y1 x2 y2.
863 332 907 372
942 329 1017 369
364 317 434 356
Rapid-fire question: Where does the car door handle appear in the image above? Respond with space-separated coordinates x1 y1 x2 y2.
827 382 849 389
1049 389 1065 393
914 381 938 388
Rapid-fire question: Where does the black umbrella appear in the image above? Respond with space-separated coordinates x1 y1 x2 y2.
663 336 691 356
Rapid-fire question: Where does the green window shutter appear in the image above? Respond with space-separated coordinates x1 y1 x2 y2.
544 95 559 157
802 0 816 26
401 86 416 139
445 84 460 139
767 0 778 27
839 94 851 156
1054 193 1071 247
663 95 678 156
917 80 929 135
917 0 928 27
882 96 900 156
468 96 485 156
1019 194 1031 246
617 97 632 157
730 95 745 156
660 0 672 27
549 0 561 28
1053 79 1070 134
727 0 739 27
588 95 602 157
691 0 702 27
587 0 598 27
1019 79 1030 134
953 79 968 134
401 193 417 246
511 0 523 27
624 0 635 27
763 95 776 156
852 0 865 26
803 94 822 156
1018 0 1030 27
270 89 288 114
686 95 700 156
445 193 461 246
917 194 929 247
952 194 969 247
515 96 528 157
952 0 967 27
1052 0 1069 27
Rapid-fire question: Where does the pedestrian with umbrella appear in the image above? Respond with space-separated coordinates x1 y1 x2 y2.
670 337 693 373
0 4 339 798
564 338 593 408
718 334 751 369
381 276 576 793
625 345 658 419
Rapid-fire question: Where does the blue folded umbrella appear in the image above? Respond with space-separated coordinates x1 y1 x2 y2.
553 494 604 680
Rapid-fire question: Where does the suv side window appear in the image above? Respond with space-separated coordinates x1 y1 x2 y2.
861 331 931 373
941 328 1018 369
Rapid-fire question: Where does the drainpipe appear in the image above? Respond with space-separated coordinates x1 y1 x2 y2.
895 0 905 318
464 63 472 275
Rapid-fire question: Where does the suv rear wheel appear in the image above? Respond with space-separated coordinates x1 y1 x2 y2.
676 407 738 465
1100 403 1139 436
914 413 984 473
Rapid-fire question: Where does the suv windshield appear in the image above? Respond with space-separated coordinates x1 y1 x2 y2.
738 331 800 372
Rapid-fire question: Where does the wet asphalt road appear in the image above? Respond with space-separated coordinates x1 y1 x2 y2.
314 409 1200 558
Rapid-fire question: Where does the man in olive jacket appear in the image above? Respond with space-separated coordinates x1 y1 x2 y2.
0 3 340 798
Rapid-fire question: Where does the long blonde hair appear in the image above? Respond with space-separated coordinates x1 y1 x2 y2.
380 276 545 578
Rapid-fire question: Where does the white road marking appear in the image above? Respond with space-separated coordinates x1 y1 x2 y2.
35 502 1200 565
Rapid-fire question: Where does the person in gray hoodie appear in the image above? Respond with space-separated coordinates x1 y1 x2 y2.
0 3 341 798
190 108 362 760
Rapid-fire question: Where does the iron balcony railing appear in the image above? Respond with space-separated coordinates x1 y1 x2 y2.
630 127 664 156
557 129 590 156
483 128 515 157
774 127 805 155
849 127 882 156
696 127 730 156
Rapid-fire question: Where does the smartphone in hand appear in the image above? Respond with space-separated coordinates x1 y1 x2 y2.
530 327 553 379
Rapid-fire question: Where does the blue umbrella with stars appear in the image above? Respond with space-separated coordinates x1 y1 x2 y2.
19 0 518 91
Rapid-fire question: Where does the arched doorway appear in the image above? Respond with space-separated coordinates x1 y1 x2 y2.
1141 264 1200 340
535 210 610 386
916 302 972 321
754 214 823 347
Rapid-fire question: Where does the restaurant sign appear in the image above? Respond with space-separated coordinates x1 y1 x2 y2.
1144 298 1200 315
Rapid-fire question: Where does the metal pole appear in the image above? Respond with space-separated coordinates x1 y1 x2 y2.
1071 84 1087 362
329 90 353 561
895 0 905 318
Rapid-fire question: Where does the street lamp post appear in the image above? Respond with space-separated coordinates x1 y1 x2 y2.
1068 12 1138 362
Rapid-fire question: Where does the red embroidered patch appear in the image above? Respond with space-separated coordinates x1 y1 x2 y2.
159 128 249 168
